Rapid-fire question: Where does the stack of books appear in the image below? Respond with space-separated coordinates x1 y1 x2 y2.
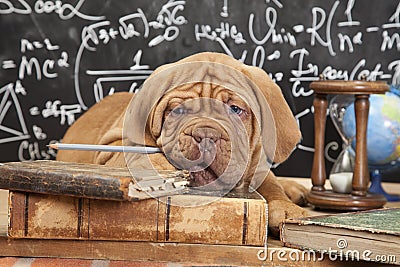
0 160 268 247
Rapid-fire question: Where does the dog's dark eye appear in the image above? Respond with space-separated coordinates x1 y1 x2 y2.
229 105 244 115
171 107 186 116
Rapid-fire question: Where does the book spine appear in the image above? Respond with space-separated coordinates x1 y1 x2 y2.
8 191 267 246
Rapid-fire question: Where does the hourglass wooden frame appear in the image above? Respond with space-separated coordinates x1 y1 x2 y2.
307 80 389 210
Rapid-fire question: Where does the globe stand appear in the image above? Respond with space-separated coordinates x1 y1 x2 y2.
369 170 400 202
307 79 389 211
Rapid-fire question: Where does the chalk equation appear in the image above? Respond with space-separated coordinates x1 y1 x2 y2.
0 0 399 178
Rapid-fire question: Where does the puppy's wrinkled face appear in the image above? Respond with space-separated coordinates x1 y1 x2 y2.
152 83 256 191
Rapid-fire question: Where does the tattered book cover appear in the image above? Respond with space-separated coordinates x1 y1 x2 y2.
280 208 400 264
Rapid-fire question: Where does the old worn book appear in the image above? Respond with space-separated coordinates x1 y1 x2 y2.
0 160 189 201
8 190 267 246
280 208 400 265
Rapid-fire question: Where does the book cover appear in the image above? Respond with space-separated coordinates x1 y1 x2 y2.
8 190 267 246
280 208 400 264
0 160 189 201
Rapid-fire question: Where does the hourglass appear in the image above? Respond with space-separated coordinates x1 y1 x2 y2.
307 79 388 211
328 94 355 194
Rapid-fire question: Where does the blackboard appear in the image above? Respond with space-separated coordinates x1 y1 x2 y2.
0 0 399 181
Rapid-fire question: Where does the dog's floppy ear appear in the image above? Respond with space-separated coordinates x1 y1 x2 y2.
245 65 301 163
123 90 159 148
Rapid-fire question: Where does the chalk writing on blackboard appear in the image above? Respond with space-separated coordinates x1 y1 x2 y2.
0 0 399 179
0 0 105 20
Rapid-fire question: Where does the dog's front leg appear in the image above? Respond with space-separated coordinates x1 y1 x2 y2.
257 172 308 237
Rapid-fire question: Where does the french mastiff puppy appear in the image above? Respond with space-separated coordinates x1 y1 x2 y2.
57 52 308 235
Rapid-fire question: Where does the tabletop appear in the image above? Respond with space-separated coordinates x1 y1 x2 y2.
0 177 399 266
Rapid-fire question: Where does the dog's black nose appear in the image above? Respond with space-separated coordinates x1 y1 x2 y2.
192 128 221 143
192 128 220 154
198 138 215 153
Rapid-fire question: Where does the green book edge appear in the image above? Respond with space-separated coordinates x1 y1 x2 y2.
288 208 400 235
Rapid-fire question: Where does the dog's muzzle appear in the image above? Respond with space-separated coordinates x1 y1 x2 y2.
160 98 250 192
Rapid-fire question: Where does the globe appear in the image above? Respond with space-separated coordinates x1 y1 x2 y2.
342 85 400 201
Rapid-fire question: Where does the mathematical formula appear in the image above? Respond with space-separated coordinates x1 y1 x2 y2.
0 0 399 177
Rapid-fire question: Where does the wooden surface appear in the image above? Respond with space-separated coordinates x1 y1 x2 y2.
309 80 389 95
0 178 399 266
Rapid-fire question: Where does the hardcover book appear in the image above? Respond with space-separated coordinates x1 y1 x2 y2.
0 160 189 201
8 190 267 246
280 208 400 265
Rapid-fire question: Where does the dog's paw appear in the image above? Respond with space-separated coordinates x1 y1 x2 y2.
278 179 309 206
268 200 309 237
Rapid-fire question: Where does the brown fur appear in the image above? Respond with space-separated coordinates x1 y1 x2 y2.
57 52 308 236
